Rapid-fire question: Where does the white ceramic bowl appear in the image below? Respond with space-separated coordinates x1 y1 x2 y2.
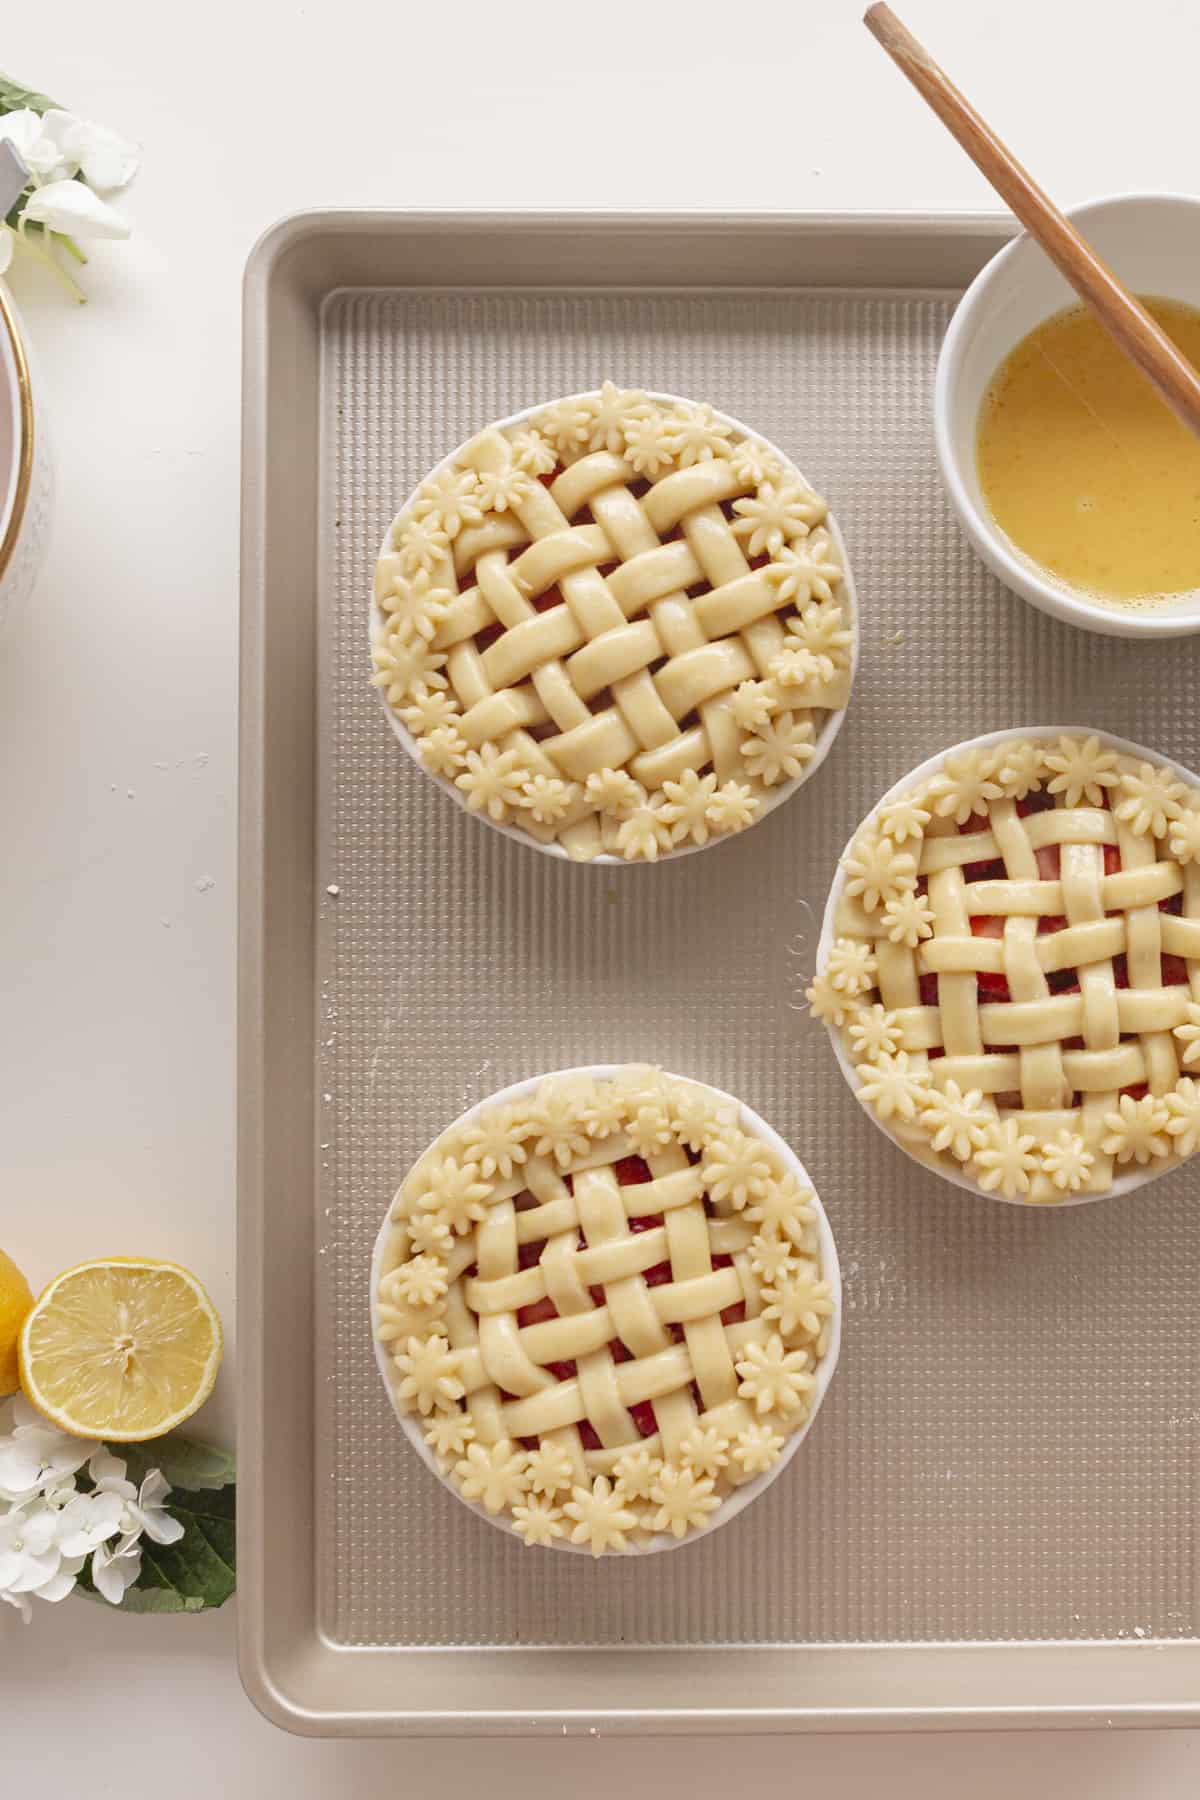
370 1065 842 1554
371 392 859 864
0 281 52 639
816 727 1200 1207
935 192 1200 639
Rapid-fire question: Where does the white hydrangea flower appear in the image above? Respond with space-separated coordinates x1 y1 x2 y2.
91 1532 144 1606
0 1397 97 1499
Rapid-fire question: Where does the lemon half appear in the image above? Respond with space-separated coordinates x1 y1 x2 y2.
19 1257 223 1440
0 1250 34 1396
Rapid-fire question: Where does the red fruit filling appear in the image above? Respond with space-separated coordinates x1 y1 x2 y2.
615 1155 652 1186
965 857 1005 882
1016 791 1056 817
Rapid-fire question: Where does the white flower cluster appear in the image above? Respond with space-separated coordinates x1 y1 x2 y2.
0 1397 181 1621
0 103 139 297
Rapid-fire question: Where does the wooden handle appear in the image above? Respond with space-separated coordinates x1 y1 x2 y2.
864 2 1200 440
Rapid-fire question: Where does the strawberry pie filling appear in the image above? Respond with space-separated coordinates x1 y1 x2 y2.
948 792 1183 1110
509 1152 741 1450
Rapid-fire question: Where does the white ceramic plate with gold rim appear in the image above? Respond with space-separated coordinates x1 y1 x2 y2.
369 1064 842 1555
369 391 860 865
0 281 51 639
816 726 1200 1207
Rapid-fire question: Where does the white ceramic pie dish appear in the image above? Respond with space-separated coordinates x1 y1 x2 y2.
815 726 1200 1207
370 1064 842 1555
370 391 859 865
935 192 1200 640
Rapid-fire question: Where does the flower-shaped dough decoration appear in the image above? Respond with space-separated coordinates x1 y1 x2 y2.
810 733 1200 1203
372 386 855 862
374 1069 837 1552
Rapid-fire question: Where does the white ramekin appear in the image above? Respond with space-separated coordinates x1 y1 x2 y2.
369 1065 842 1554
0 282 52 640
370 392 859 864
935 192 1200 640
816 727 1200 1207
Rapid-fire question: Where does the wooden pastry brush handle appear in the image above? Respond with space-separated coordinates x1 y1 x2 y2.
864 2 1200 441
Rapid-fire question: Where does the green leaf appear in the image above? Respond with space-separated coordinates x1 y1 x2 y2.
113 1583 208 1615
0 73 61 117
122 1435 236 1493
132 1482 236 1611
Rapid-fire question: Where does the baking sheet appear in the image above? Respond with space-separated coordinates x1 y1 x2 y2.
239 212 1200 1732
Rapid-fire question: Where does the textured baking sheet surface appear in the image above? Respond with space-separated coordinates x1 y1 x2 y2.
320 290 1200 1650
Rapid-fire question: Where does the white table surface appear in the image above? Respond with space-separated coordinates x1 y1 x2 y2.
3 0 1199 1789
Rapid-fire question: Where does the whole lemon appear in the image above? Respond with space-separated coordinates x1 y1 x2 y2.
0 1250 34 1396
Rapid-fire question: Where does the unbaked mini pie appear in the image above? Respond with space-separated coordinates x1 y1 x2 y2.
370 1066 840 1554
809 729 1200 1204
371 384 857 863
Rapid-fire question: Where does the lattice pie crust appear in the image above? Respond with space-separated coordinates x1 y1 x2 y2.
809 732 1200 1203
371 384 855 862
373 1068 837 1553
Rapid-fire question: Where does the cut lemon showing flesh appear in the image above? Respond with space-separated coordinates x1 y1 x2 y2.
19 1258 223 1440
